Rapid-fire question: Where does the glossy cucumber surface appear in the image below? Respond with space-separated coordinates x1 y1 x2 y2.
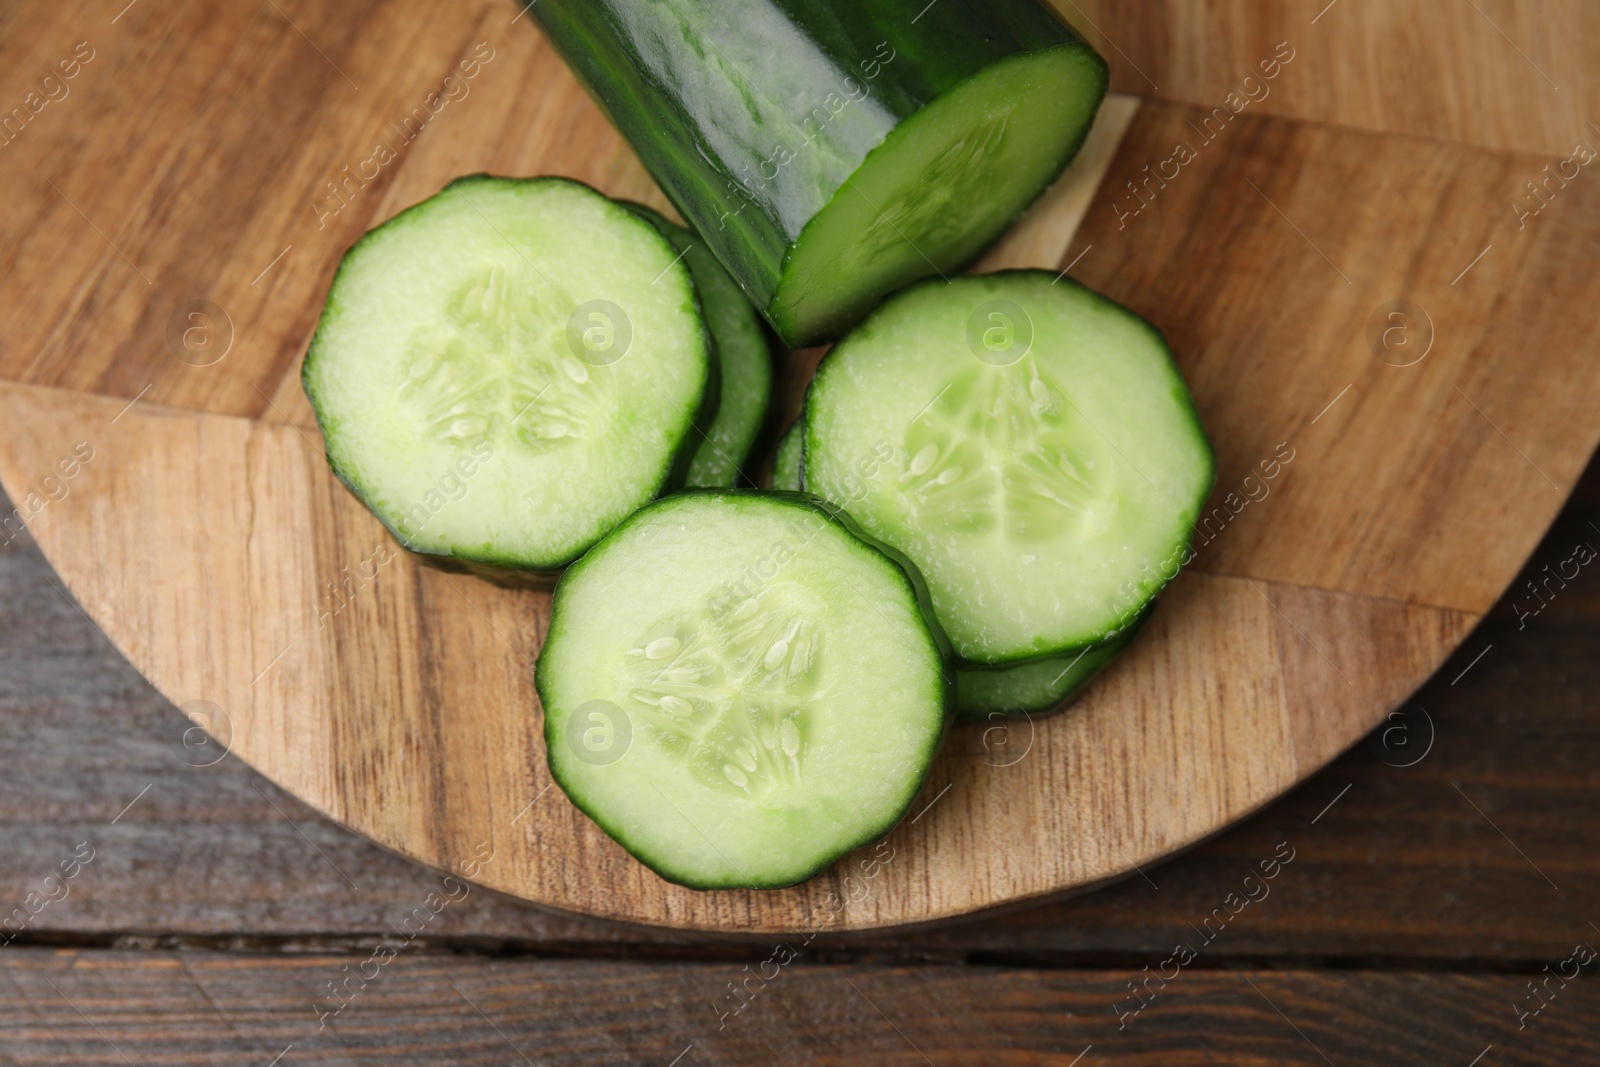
527 0 1107 345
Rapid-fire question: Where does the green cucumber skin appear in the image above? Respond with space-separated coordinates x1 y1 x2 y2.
537 489 954 890
666 341 722 494
955 605 1153 720
802 270 1216 664
524 0 1105 345
302 174 718 583
399 546 561 590
769 419 805 491
639 206 724 495
621 202 774 486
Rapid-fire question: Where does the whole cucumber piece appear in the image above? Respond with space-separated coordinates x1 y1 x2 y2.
526 0 1107 346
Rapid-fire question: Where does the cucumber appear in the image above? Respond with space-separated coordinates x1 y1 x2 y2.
526 0 1108 346
623 203 774 487
537 491 951 889
769 420 804 492
804 271 1214 663
302 175 713 581
956 607 1150 719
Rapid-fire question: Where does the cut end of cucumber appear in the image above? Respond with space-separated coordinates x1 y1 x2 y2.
770 44 1107 346
806 272 1214 662
769 420 804 491
537 491 949 890
302 176 711 572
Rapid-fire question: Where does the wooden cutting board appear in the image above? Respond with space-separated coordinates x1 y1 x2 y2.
3 0 1597 932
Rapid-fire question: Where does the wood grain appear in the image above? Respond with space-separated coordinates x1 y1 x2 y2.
2 488 1596 959
1070 102 1600 615
4 951 1598 1066
0 379 1480 930
1057 0 1600 158
1 0 1596 931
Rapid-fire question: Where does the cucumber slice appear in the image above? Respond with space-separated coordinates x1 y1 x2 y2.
805 271 1214 663
527 0 1107 346
956 607 1150 720
623 203 773 487
537 491 950 889
769 420 804 492
302 176 713 580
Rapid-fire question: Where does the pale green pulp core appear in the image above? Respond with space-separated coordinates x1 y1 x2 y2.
621 578 823 800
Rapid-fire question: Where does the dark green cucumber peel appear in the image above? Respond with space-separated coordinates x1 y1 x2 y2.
525 0 1108 345
621 202 774 487
303 174 717 586
768 419 805 491
537 489 954 890
956 605 1152 720
803 270 1215 664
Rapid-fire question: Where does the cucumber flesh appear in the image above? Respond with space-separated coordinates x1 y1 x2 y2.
805 271 1214 663
956 607 1149 719
526 0 1107 346
303 176 712 576
625 203 773 487
537 491 950 889
774 47 1106 344
770 420 804 491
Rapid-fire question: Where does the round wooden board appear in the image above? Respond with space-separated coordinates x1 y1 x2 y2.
3 0 1599 932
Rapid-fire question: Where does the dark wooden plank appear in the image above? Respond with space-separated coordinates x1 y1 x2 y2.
0 456 1596 958
3 950 1598 1066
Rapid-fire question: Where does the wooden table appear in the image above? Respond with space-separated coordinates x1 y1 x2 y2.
4 0 1599 1060
1 464 1595 1063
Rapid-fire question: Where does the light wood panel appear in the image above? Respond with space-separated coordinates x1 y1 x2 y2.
0 379 1475 930
1067 100 1600 613
5 477 1597 957
1057 0 1600 157
0 0 1596 931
